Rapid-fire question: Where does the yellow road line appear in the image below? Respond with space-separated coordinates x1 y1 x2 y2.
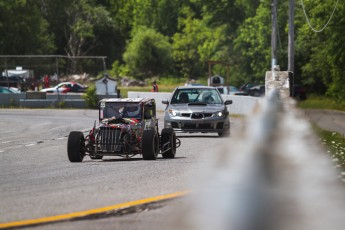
0 191 189 229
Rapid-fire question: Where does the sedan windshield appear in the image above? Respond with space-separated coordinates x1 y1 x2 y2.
171 88 223 104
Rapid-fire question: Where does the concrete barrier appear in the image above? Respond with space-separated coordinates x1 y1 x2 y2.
1 93 120 108
0 93 26 106
26 92 46 99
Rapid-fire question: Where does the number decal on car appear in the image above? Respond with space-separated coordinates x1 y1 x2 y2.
144 120 151 130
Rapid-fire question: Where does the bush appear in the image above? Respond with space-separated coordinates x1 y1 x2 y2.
82 85 98 109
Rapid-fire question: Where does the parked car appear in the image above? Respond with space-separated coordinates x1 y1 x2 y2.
9 87 21 93
248 85 265 97
0 86 21 94
162 86 233 137
216 86 227 95
246 84 307 100
229 86 240 95
239 83 257 94
41 82 87 93
67 98 181 162
216 86 240 95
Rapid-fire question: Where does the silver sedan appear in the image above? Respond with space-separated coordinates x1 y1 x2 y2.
162 86 232 136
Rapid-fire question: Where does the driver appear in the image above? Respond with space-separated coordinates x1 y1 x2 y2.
202 92 215 103
179 92 189 103
126 105 141 118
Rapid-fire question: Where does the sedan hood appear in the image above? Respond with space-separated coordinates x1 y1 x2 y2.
168 103 226 113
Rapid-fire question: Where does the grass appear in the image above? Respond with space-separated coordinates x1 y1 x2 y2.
298 95 345 111
313 125 345 182
299 95 345 182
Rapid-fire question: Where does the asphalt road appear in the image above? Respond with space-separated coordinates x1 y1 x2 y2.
1 108 343 230
304 109 345 136
0 109 238 229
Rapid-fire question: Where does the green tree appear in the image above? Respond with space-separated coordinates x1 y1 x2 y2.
0 0 55 54
172 6 229 79
63 0 113 73
123 26 172 78
98 0 136 65
131 0 181 37
39 0 72 55
233 4 271 84
296 0 345 100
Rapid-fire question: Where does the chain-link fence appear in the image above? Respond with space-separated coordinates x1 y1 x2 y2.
0 55 107 91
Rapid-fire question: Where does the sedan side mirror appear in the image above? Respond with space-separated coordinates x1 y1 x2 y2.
224 100 233 105
162 100 169 105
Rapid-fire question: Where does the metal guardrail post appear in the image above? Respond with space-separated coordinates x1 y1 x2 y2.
188 89 345 230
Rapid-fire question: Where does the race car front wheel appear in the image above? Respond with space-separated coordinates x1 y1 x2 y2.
67 131 86 162
142 129 159 160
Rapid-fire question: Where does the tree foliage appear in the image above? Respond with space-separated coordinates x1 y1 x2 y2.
296 0 345 101
0 0 54 54
123 27 172 78
0 0 344 100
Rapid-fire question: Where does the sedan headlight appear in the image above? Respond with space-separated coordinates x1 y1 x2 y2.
168 109 180 117
212 111 224 117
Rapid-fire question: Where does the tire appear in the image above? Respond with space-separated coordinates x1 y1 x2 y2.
142 129 159 160
218 130 230 137
161 128 176 158
67 131 85 162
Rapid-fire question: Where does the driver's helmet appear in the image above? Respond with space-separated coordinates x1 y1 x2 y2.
126 105 140 117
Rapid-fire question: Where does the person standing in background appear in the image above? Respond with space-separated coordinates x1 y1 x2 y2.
151 81 158 92
43 75 50 89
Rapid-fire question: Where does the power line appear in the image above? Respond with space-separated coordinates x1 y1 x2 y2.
300 0 339 33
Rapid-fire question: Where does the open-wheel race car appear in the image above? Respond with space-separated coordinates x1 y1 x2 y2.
67 98 181 162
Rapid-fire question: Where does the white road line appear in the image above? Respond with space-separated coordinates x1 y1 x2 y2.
1 141 12 144
24 143 36 147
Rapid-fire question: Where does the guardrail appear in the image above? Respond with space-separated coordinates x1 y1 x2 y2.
0 93 119 108
189 89 345 230
2 91 259 115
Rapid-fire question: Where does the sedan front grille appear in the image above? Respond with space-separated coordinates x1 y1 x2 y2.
191 113 203 119
171 122 179 128
216 122 224 129
181 113 191 117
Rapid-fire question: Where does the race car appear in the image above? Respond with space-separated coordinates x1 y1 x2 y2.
67 98 180 162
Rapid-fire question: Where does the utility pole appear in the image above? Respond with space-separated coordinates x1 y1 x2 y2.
266 0 291 99
271 0 278 69
288 0 295 73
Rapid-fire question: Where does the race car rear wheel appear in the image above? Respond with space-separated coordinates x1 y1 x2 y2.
161 128 176 158
142 129 159 160
67 131 85 162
